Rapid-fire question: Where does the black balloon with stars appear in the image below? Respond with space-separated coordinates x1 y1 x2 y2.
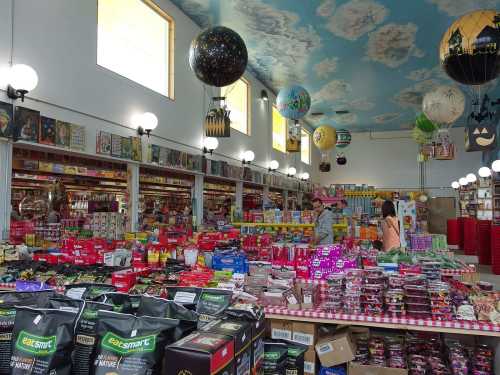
189 26 248 87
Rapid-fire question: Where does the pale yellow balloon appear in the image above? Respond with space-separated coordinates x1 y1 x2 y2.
313 125 336 152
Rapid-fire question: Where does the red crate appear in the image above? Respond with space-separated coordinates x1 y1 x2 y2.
463 217 477 255
490 225 500 275
477 220 492 265
457 217 465 250
447 219 459 246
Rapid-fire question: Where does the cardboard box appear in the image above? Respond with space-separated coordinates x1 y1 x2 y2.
251 315 265 373
164 332 235 375
292 322 318 347
348 362 408 375
303 347 317 375
315 329 356 367
270 319 292 341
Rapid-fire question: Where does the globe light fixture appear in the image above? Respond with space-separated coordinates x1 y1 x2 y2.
6 64 39 102
241 150 255 164
287 167 297 177
492 160 500 172
202 137 219 155
478 167 491 178
466 173 477 183
300 172 310 181
268 160 279 172
451 181 460 189
459 177 468 186
136 112 158 137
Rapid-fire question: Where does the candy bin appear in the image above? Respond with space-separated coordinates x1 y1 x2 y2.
368 337 386 367
447 341 469 375
361 268 386 315
322 273 344 312
428 282 453 320
473 344 493 375
353 337 369 364
386 337 406 369
344 268 363 314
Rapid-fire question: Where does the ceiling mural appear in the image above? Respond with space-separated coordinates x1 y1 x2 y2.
170 0 500 132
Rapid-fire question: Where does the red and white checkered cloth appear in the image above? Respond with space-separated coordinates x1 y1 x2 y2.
263 306 500 333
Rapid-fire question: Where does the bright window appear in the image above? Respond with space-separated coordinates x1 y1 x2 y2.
272 106 287 153
222 78 250 135
301 129 311 164
97 0 174 98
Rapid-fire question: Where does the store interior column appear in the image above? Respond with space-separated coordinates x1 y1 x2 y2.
235 181 243 214
193 174 204 227
0 139 12 240
127 163 139 232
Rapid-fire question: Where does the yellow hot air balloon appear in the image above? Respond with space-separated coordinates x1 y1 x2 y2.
313 125 336 152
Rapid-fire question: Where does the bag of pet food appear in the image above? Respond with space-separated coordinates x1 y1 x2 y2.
65 283 116 300
72 301 114 375
93 292 141 314
196 289 232 328
166 286 201 310
92 310 179 375
10 306 77 375
47 296 84 313
137 295 198 340
0 290 55 375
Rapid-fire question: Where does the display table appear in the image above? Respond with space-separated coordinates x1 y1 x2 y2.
264 307 500 337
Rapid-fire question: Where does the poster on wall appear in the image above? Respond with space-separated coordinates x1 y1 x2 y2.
286 123 301 153
97 131 111 155
131 136 142 161
15 107 40 143
0 101 14 139
39 116 56 145
55 120 71 148
70 124 86 151
465 123 497 152
121 137 132 159
111 134 122 157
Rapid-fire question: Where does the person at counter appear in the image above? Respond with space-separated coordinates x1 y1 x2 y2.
338 199 352 217
311 198 334 245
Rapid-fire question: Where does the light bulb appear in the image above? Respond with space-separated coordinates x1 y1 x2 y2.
142 112 158 131
131 113 144 129
478 167 491 178
268 160 279 170
9 64 38 91
451 181 460 189
203 137 219 151
466 173 477 183
242 150 255 162
459 177 468 186
287 167 297 176
492 160 500 172
301 172 310 180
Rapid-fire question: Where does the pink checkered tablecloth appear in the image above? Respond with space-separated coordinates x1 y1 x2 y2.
263 306 500 334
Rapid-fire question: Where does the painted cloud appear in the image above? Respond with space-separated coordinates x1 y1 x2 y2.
312 80 352 104
426 0 500 17
314 57 339 79
334 112 358 125
392 79 440 108
406 68 433 81
373 113 401 124
346 98 375 111
366 23 423 68
326 0 388 41
317 0 336 17
173 0 213 26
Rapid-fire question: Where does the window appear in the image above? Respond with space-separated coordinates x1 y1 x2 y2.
272 106 287 153
221 78 250 135
97 0 174 98
301 128 311 164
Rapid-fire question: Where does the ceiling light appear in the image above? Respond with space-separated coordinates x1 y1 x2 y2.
268 160 279 171
241 150 255 164
301 172 310 180
466 173 477 183
478 167 491 178
492 160 500 172
260 89 268 101
451 181 460 189
459 177 468 186
202 137 219 155
6 64 38 102
136 112 158 137
287 167 297 177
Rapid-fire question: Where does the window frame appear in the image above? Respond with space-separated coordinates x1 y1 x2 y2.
272 104 287 153
96 0 175 100
222 77 251 136
301 128 311 165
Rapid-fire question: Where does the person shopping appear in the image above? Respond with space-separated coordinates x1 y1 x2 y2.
312 198 334 245
381 200 401 251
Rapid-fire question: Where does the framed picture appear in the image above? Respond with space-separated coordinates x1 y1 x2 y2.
15 107 40 143
121 137 132 159
111 134 122 157
39 116 56 145
97 131 111 155
55 120 71 148
131 136 142 161
149 144 160 163
0 101 14 139
70 124 86 151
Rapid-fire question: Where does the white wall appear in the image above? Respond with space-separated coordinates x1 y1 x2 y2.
319 127 483 197
0 0 319 181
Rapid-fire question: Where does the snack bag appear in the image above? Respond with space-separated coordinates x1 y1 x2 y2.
92 310 179 375
196 289 233 328
93 292 141 314
10 307 77 375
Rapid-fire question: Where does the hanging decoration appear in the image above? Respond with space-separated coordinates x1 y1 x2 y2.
435 129 456 160
313 125 336 173
422 85 465 126
336 153 347 165
286 121 301 152
204 99 231 137
465 123 497 151
189 26 248 87
412 127 434 145
440 9 500 86
415 113 438 133
276 85 311 120
336 129 351 148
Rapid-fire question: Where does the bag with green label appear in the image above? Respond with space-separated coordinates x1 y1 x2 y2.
92 310 179 375
0 290 56 375
72 301 114 375
47 296 84 313
65 283 117 300
196 289 232 328
137 295 198 340
10 306 77 375
93 292 141 314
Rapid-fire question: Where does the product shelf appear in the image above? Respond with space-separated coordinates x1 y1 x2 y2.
232 222 349 229
263 307 500 337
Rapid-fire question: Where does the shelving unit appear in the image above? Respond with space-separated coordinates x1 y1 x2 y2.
459 183 478 218
477 176 493 220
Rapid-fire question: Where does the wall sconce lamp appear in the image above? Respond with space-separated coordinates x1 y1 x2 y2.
287 167 297 177
203 137 219 155
300 172 310 181
241 150 255 165
6 64 38 102
268 160 279 172
133 112 158 137
260 90 268 101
